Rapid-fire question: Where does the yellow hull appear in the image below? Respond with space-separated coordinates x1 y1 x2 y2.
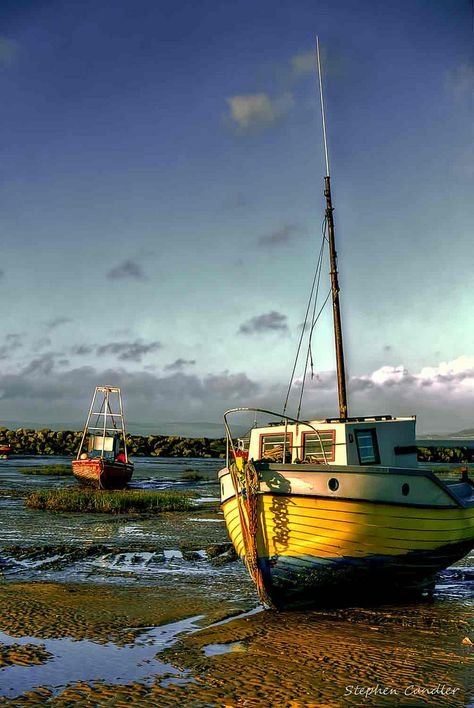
221 488 474 607
223 494 474 558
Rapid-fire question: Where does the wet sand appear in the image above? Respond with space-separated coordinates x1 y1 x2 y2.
0 579 472 707
0 456 473 706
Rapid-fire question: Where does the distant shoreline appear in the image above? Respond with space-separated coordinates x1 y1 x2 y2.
1 427 474 463
0 427 226 458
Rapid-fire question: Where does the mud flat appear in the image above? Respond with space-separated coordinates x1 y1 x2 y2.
0 574 472 707
0 456 473 706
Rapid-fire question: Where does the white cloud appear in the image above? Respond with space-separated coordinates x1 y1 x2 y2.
417 356 474 388
336 357 474 395
226 92 293 130
288 356 474 432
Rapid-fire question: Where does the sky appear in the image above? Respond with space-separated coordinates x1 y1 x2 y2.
0 0 473 435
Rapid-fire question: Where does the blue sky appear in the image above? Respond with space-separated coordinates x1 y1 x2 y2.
0 0 473 434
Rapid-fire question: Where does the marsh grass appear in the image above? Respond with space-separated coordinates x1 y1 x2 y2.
182 469 209 482
25 489 194 514
20 464 72 476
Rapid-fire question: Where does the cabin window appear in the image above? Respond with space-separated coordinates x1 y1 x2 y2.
355 429 380 465
259 433 292 462
302 431 335 462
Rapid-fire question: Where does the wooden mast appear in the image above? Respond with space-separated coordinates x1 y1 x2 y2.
316 38 348 419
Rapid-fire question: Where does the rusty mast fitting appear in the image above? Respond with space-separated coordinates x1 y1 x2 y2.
316 37 348 419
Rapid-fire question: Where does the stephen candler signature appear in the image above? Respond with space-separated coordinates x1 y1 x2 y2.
344 684 460 698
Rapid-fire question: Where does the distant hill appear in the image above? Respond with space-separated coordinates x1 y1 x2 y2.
418 427 474 440
450 428 474 437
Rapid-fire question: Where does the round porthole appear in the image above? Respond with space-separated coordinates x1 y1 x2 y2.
402 483 410 496
328 478 339 492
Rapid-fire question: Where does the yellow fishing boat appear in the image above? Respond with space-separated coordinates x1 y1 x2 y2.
218 40 474 609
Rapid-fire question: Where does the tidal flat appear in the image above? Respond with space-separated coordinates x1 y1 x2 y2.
0 456 473 706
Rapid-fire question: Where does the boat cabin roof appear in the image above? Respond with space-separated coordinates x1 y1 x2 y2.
264 414 415 427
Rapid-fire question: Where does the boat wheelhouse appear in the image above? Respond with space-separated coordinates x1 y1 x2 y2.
235 414 417 468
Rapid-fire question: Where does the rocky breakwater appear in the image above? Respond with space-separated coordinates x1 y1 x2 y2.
417 446 474 464
0 428 226 458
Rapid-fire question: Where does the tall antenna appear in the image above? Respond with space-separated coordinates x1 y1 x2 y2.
315 37 348 419
316 37 330 177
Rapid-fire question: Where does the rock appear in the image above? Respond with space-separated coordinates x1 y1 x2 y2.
205 543 233 558
210 548 238 566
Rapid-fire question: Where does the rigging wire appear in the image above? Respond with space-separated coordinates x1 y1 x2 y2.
283 215 330 418
296 288 331 419
282 223 326 415
296 217 329 419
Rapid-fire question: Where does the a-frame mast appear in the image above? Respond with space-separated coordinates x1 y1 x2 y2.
316 37 348 419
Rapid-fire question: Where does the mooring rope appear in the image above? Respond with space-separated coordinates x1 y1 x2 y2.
228 460 275 608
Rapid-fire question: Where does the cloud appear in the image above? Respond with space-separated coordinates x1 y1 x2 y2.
288 45 343 86
289 357 474 397
238 311 288 335
71 345 94 356
70 340 162 361
294 370 337 391
45 317 72 331
107 259 147 281
258 223 305 247
164 358 196 371
291 50 314 76
21 353 59 377
0 269 4 280
277 355 474 432
5 334 22 347
226 92 294 131
0 38 19 68
0 334 23 360
1 352 474 433
33 337 52 351
96 339 161 362
0 355 260 430
348 357 474 393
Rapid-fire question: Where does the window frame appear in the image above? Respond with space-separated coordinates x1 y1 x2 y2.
301 429 336 462
355 428 380 465
259 431 293 459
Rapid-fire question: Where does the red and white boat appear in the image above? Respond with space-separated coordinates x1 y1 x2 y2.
72 386 134 489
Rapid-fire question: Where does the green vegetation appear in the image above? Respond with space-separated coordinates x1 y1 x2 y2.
25 489 195 514
182 469 209 482
0 427 226 458
19 464 72 476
